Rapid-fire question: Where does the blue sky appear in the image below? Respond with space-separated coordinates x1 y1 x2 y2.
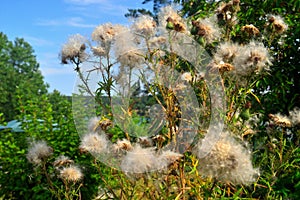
0 0 152 95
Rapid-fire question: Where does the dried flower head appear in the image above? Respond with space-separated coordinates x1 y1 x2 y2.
91 23 126 56
216 1 233 14
158 150 183 169
242 125 256 137
60 165 83 182
120 145 157 173
152 134 166 143
191 16 221 44
137 136 153 147
113 139 133 152
118 49 145 68
269 113 292 127
60 34 87 64
181 72 193 82
99 118 113 130
79 132 108 154
54 155 74 167
114 30 145 68
217 62 235 73
267 15 288 34
214 42 239 63
148 36 167 48
26 140 53 165
91 46 106 57
132 15 156 36
92 23 125 44
88 117 112 132
158 5 187 32
289 107 300 126
195 132 258 185
241 24 260 36
233 41 272 76
216 0 240 23
148 36 167 57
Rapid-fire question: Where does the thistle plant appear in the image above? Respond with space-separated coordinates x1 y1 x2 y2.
25 0 298 199
26 140 83 200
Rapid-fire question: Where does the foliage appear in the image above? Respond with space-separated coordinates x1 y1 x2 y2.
180 0 300 114
0 32 48 121
0 93 102 199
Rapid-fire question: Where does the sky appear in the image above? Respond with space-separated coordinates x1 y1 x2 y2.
0 0 152 95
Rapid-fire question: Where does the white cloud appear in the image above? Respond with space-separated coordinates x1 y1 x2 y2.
22 36 54 47
41 66 74 76
36 17 96 28
67 17 97 28
64 0 129 18
35 19 60 26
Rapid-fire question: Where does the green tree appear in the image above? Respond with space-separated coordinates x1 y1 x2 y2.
168 0 300 114
130 0 300 117
125 0 173 19
47 89 72 119
0 32 48 121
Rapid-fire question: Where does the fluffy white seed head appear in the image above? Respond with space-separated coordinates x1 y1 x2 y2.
214 42 240 64
157 150 183 169
91 46 106 57
60 34 87 64
232 41 272 77
267 15 288 34
79 132 108 155
113 139 133 152
120 145 157 173
195 132 259 185
60 165 83 182
192 16 221 44
113 28 145 68
289 107 300 126
92 23 126 44
26 140 53 165
269 113 292 128
181 72 193 82
91 23 126 56
132 15 156 36
53 155 74 167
